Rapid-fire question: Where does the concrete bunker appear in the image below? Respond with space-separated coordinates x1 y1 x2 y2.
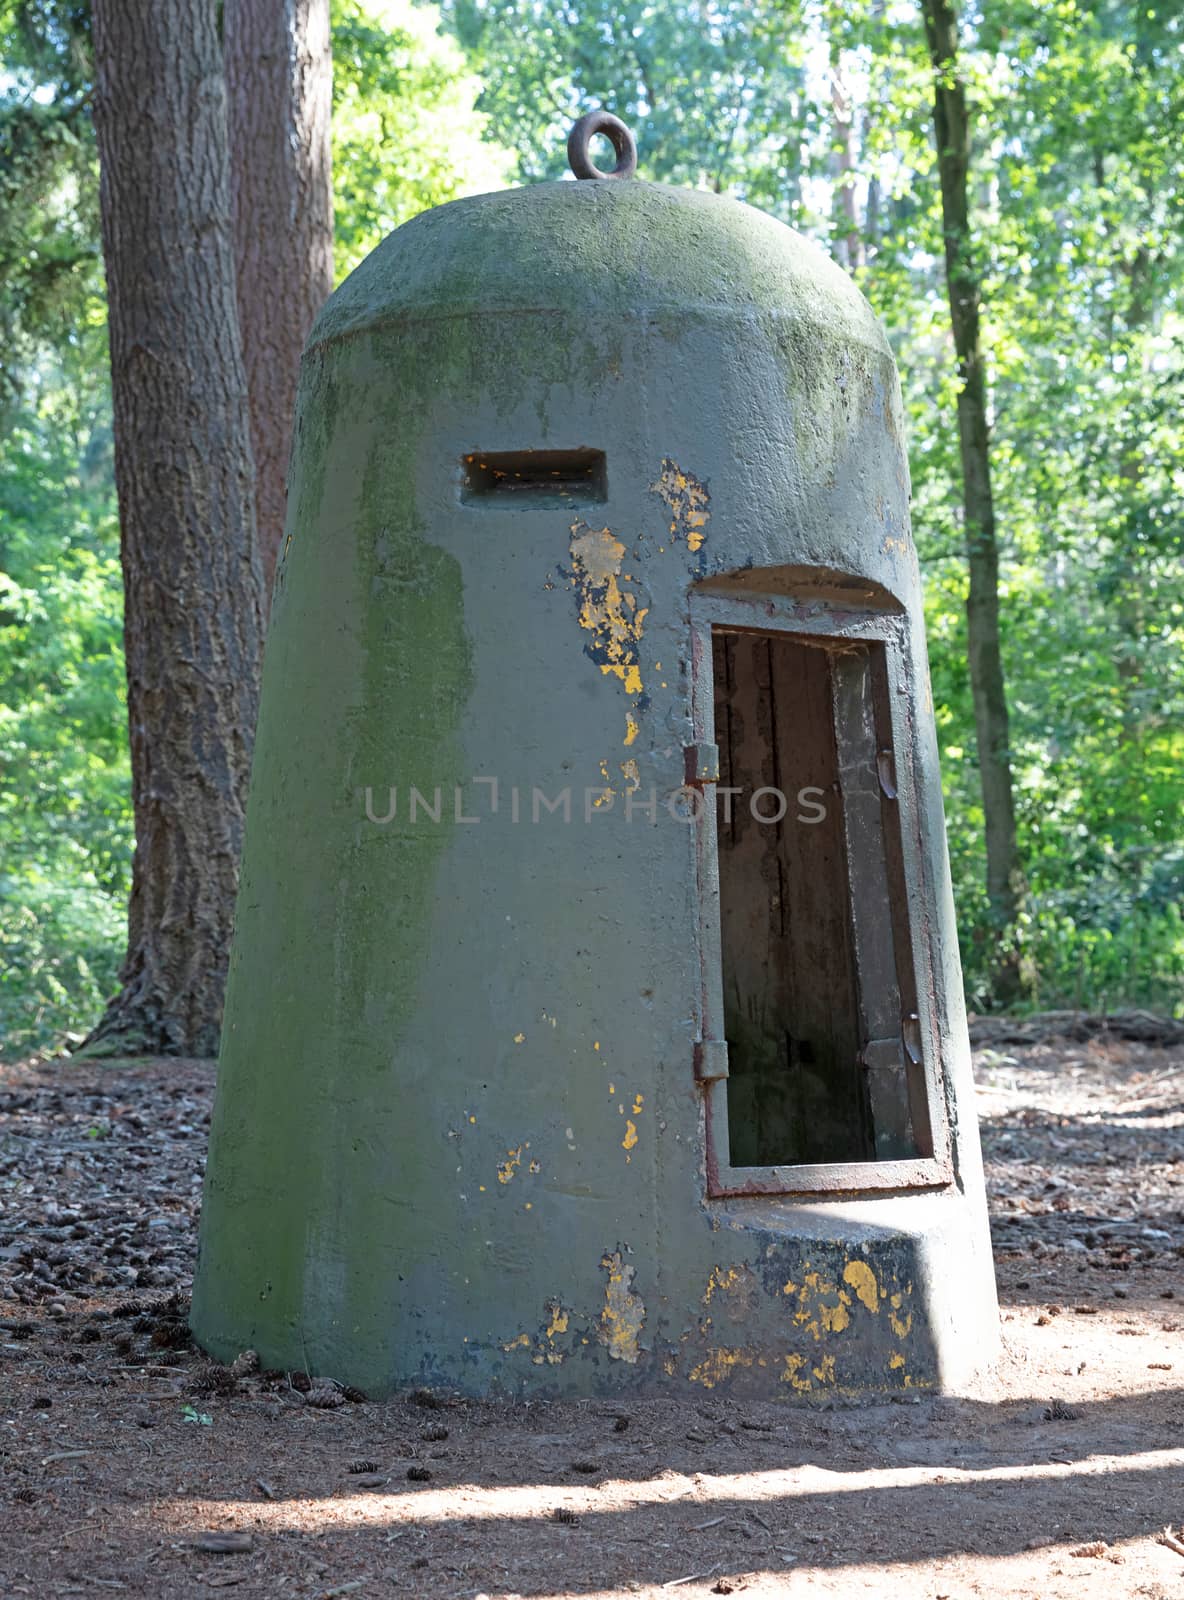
191 113 1000 1399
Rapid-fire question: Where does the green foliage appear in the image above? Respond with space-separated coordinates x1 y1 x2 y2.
0 0 513 1058
444 0 816 214
332 0 514 276
2 0 1181 1057
442 0 1184 1015
0 1 98 411
0 357 129 1057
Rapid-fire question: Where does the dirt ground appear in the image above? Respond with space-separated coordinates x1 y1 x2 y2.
1 1028 1182 1599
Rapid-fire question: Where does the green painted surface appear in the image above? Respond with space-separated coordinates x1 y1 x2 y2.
191 175 998 1397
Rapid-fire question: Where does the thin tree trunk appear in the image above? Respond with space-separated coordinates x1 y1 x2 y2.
225 0 334 607
1115 242 1153 754
830 50 863 272
921 0 1022 991
88 0 265 1057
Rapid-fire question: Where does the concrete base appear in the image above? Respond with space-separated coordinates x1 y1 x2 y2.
193 1188 997 1399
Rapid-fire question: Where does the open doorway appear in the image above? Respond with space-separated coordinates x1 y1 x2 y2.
712 627 926 1169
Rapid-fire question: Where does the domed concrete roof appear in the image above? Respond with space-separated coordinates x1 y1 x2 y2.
309 180 889 357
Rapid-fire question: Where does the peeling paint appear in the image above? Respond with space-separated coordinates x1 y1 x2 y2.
624 714 639 747
496 1146 524 1185
706 1266 745 1306
622 1119 638 1152
782 1352 812 1391
650 458 710 553
688 1346 766 1388
703 1263 762 1320
843 1260 880 1313
888 1290 913 1339
569 522 648 698
783 1268 853 1340
599 1250 644 1363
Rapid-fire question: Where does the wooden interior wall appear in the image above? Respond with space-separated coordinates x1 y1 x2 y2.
713 630 875 1165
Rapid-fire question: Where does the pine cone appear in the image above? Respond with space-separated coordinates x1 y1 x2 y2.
305 1383 346 1409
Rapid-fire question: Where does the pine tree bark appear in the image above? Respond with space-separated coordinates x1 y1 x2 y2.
921 0 1023 990
225 0 334 607
88 0 265 1057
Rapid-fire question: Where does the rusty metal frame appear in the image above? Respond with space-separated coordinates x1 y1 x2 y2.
688 588 953 1199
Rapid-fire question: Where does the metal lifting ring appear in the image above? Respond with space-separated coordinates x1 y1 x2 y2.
567 110 638 181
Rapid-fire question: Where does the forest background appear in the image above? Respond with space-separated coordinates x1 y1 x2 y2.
1 0 1180 1058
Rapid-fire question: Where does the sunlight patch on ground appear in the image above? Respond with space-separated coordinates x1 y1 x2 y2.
150 1446 1184 1533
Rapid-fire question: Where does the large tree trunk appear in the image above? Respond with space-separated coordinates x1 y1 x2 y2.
921 0 1023 993
225 0 334 607
88 0 265 1057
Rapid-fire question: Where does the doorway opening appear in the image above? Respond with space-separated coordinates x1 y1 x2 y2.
712 626 925 1168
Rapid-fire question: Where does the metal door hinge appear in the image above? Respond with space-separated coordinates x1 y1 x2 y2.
684 742 720 787
694 1039 729 1082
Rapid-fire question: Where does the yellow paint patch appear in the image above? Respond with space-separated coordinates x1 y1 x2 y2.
545 1303 570 1339
703 1263 762 1321
502 1332 530 1352
624 714 639 747
812 1353 837 1385
889 1351 905 1370
622 1119 639 1152
599 1250 645 1364
782 1353 811 1391
703 1265 743 1307
843 1260 880 1313
820 1297 851 1335
620 758 640 792
783 1268 852 1341
688 1347 761 1388
569 522 647 698
513 1032 525 1044
651 458 710 553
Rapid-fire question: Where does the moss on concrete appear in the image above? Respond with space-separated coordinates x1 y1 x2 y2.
310 181 888 358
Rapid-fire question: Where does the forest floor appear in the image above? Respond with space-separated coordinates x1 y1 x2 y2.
1 1028 1183 1599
